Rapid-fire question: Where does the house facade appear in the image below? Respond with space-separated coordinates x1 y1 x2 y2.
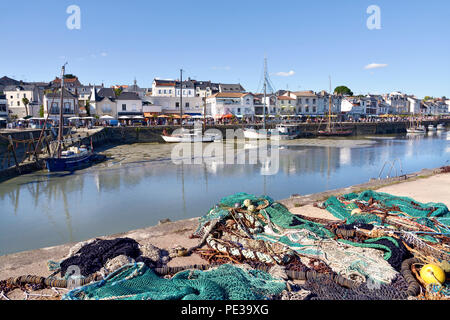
116 92 143 117
43 89 79 122
4 84 41 118
152 79 176 97
206 92 254 118
384 92 409 114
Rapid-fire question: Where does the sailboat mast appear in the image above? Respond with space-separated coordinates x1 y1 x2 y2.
180 69 183 129
327 76 332 132
57 64 66 158
263 58 268 130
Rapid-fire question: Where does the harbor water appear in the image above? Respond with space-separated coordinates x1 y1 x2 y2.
0 131 449 255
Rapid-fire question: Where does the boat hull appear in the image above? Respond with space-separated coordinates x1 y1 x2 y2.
406 128 426 134
45 152 94 172
243 129 269 140
161 135 216 143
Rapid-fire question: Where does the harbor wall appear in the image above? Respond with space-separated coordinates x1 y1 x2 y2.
102 119 450 143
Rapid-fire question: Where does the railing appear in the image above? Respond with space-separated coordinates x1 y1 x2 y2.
377 158 405 179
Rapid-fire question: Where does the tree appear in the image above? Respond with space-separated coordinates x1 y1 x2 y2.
423 96 434 101
22 97 30 117
114 87 123 97
85 101 91 117
334 86 353 96
39 105 44 118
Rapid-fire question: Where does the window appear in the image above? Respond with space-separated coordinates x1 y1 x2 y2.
306 98 309 104
17 101 20 106
176 102 180 108
164 90 166 94
313 99 316 104
169 90 172 94
158 90 161 94
313 106 316 113
305 106 309 113
185 102 189 108
122 104 126 111
237 108 241 113
23 94 26 98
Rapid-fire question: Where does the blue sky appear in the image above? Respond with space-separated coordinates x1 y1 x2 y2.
0 0 449 98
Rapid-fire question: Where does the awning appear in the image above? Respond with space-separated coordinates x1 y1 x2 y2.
144 112 160 117
0 117 7 121
68 117 80 120
119 116 130 119
157 115 169 118
133 116 144 119
100 115 115 120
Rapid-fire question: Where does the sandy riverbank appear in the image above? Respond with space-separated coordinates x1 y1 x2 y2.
0 167 448 299
92 136 379 169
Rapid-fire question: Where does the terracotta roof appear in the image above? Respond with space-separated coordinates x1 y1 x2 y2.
291 90 316 97
277 96 295 100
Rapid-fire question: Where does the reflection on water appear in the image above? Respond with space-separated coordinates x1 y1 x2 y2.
0 132 449 255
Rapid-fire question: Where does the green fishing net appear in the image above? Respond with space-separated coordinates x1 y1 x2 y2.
63 263 286 300
323 190 450 232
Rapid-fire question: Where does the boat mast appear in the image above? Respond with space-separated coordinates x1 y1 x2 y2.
327 76 332 132
263 57 267 131
57 64 66 158
180 69 183 129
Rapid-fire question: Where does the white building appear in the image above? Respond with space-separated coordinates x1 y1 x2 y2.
145 96 206 116
340 98 365 118
406 96 422 114
43 89 79 122
384 92 409 114
4 84 41 118
152 79 176 97
116 92 143 117
206 92 254 118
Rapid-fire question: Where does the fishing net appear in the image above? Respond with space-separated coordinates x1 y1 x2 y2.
63 263 286 300
301 273 410 300
194 193 399 284
54 238 142 277
323 190 450 232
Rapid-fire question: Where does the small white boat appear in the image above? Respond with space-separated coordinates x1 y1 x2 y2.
437 124 446 131
162 128 217 143
428 125 437 132
269 124 300 140
243 128 269 140
406 126 426 134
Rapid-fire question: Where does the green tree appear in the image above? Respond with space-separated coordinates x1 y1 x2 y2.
22 97 30 117
39 105 44 117
85 102 91 117
423 96 434 101
114 87 123 97
334 86 353 96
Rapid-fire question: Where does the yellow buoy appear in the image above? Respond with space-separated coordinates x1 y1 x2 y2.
420 264 446 285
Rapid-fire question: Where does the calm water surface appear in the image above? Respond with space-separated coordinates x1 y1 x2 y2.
1 131 449 255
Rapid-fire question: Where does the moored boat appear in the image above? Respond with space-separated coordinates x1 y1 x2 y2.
44 64 100 172
428 125 437 131
436 124 445 131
